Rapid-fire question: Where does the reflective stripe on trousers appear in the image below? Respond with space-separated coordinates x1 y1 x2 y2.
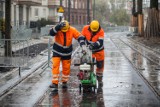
52 57 71 84
61 59 71 83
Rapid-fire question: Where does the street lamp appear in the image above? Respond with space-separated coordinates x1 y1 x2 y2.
68 0 71 22
59 0 62 22
87 0 90 24
93 0 95 19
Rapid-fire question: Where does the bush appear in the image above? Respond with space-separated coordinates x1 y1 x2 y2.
37 18 53 31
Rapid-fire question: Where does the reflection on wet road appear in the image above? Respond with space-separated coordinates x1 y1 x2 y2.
0 32 159 106
39 32 160 107
112 35 160 96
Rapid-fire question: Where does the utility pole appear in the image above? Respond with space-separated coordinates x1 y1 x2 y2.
5 0 12 56
68 0 71 22
59 0 62 22
87 0 90 24
137 0 144 36
93 0 95 19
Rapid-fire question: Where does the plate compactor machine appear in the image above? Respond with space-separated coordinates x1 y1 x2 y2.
74 47 98 93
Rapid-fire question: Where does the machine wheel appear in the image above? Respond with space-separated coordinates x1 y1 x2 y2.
94 79 98 94
93 86 96 93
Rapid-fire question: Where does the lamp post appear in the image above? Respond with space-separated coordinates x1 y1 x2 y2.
68 0 71 22
59 0 62 22
87 0 90 24
93 0 95 19
5 0 12 56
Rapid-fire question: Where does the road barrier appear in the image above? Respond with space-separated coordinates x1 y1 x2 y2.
105 26 129 32
40 36 80 74
11 27 32 40
40 26 52 36
0 39 30 75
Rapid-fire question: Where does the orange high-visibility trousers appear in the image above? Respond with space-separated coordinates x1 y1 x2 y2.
52 57 71 84
92 49 105 75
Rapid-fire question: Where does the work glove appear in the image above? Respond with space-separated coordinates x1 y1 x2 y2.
89 44 94 50
55 22 66 31
89 42 99 50
82 45 87 54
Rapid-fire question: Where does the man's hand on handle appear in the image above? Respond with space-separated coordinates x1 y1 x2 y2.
55 22 66 31
82 45 87 54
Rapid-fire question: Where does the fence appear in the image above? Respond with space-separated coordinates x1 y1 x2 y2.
40 25 130 37
40 36 80 73
104 26 129 32
40 26 53 36
0 39 31 75
40 25 84 37
11 26 32 40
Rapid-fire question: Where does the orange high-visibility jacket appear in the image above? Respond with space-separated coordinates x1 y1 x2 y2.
82 25 104 53
50 26 85 59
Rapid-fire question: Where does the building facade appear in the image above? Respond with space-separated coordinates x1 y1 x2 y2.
0 0 93 28
64 0 93 25
11 0 43 28
48 0 93 25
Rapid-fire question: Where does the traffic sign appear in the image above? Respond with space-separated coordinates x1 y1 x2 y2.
58 6 64 13
57 12 63 17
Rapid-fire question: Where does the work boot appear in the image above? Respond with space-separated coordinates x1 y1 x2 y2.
97 75 103 88
98 82 103 88
50 83 58 89
62 82 68 88
97 87 103 94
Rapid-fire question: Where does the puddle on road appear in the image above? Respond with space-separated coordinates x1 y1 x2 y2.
40 88 105 107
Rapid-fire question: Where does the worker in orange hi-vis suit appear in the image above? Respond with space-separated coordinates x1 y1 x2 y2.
49 20 86 89
81 20 105 87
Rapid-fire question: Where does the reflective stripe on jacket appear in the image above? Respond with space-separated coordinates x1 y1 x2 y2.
50 26 85 57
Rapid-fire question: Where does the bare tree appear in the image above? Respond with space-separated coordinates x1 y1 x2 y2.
95 0 110 26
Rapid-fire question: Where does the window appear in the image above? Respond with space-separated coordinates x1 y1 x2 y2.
35 8 38 16
43 8 46 16
79 16 81 24
72 15 74 24
75 0 77 9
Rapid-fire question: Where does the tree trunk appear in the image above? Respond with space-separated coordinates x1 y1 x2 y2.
131 15 138 27
150 0 158 10
144 0 159 38
130 0 138 33
138 14 144 36
137 0 144 37
159 11 160 36
5 0 12 57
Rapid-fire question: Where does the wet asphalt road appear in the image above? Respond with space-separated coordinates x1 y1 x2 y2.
112 35 160 96
0 32 160 107
38 32 160 107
